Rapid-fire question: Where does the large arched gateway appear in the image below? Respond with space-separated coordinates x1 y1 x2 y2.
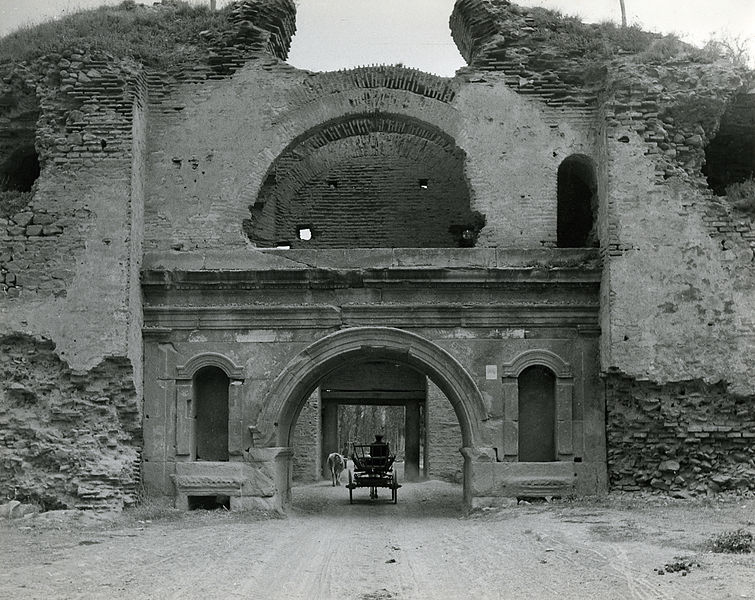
259 327 487 448
137 31 605 513
257 327 489 506
142 241 604 510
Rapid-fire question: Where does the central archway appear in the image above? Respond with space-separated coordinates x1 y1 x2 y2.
256 327 489 506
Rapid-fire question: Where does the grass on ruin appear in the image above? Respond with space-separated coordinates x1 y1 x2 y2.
0 1 232 70
707 529 753 553
521 5 736 67
726 178 755 217
125 496 185 523
0 190 33 218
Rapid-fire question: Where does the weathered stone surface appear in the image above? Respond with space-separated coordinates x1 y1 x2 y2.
0 334 141 510
658 460 680 473
607 376 755 494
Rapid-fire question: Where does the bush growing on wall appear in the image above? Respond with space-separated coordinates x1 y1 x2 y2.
726 178 755 216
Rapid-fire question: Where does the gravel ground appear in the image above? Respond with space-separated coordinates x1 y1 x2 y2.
0 480 753 600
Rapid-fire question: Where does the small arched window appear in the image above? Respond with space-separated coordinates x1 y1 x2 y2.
193 366 229 461
518 365 556 462
557 155 597 248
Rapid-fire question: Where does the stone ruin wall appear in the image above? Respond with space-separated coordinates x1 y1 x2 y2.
0 0 296 509
600 59 755 493
607 377 755 495
0 334 140 509
452 0 755 493
144 63 598 253
0 47 148 508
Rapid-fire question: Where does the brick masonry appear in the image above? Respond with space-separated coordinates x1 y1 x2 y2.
249 127 477 248
427 381 464 483
0 334 141 509
606 375 755 493
291 391 319 483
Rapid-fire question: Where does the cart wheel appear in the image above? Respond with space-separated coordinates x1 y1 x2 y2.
348 470 353 504
392 471 398 504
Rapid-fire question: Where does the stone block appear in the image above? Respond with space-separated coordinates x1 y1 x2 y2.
13 213 34 227
141 460 175 496
502 420 518 456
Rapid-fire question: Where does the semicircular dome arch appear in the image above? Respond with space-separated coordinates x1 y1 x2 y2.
259 112 461 189
237 87 463 210
245 110 477 248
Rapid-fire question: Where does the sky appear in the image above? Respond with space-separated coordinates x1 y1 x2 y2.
0 0 753 75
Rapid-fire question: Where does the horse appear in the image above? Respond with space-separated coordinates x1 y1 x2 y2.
326 452 346 486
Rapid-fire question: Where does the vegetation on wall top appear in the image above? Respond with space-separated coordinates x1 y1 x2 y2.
0 1 233 70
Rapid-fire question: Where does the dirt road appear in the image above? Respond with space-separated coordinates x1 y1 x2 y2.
1 481 753 600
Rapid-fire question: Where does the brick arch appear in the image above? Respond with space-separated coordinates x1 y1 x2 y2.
245 112 476 248
236 88 462 209
259 112 460 192
256 327 487 449
284 66 458 108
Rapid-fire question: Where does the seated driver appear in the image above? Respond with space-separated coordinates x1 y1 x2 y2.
370 434 389 459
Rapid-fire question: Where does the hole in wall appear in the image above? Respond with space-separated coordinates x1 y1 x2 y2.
188 495 231 511
418 178 429 189
702 89 754 196
0 145 40 192
557 154 598 248
326 179 339 189
298 227 313 241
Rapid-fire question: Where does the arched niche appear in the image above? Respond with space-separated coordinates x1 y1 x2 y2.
501 349 574 461
173 353 245 461
518 365 556 462
703 88 755 196
193 366 230 462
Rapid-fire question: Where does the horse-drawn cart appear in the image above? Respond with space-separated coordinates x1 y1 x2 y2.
346 441 401 504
